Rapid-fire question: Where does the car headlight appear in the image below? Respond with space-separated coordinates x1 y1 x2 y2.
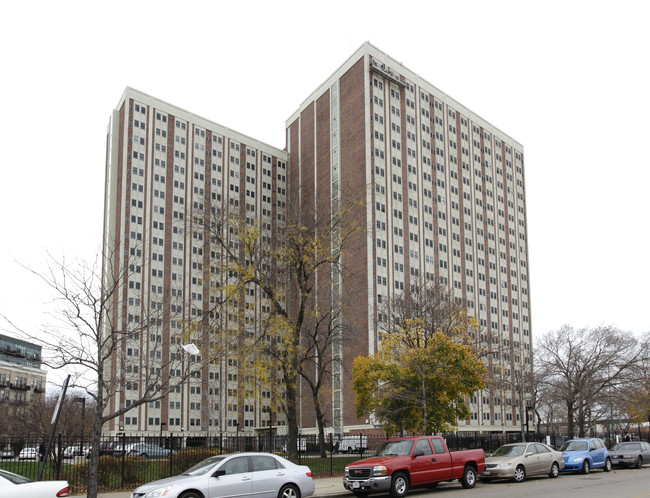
345 466 349 476
144 485 172 497
372 465 388 476
496 461 513 468
572 457 583 463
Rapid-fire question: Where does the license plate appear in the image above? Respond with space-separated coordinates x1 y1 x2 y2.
353 481 360 489
483 471 491 475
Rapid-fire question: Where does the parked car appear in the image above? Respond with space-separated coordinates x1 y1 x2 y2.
86 441 125 458
18 447 38 460
130 452 314 498
480 442 564 483
63 446 90 458
0 468 69 497
609 441 650 468
343 436 485 496
125 443 171 458
560 438 612 474
1 448 14 459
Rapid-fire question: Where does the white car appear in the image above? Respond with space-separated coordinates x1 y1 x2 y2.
63 446 89 458
0 469 69 497
130 452 314 498
18 447 38 460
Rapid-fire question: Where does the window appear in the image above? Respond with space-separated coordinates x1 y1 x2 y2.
224 456 249 475
414 439 433 456
251 455 283 471
432 438 446 454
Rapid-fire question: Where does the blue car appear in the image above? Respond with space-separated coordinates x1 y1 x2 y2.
559 438 612 474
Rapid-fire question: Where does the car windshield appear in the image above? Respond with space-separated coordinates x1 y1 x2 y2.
560 441 588 452
182 456 225 476
492 445 526 457
375 440 414 457
611 443 640 451
0 470 32 485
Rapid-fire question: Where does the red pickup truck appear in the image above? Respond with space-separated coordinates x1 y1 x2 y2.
343 436 485 497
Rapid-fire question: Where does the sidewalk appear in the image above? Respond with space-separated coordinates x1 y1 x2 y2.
87 476 348 498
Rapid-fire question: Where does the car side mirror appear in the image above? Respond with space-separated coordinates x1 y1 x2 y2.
525 452 533 457
413 450 424 458
213 470 226 478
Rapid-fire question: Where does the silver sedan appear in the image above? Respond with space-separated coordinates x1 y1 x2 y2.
130 452 314 498
480 442 565 483
610 441 650 468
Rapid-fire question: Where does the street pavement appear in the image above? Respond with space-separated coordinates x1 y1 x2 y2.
78 476 349 498
69 467 650 497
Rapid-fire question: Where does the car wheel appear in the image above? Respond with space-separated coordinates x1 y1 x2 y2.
636 456 643 469
461 465 477 489
179 492 202 498
582 460 590 474
513 465 526 483
604 458 612 472
549 462 560 478
390 472 409 498
279 484 300 498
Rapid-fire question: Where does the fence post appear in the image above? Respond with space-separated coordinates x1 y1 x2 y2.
169 433 173 477
56 433 62 480
298 434 301 465
329 433 333 476
121 432 126 488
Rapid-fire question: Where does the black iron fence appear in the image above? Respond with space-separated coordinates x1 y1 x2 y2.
0 431 564 494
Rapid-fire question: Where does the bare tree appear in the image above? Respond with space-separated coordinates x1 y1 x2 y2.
536 325 647 438
3 251 230 498
297 295 355 457
616 333 650 432
380 280 485 350
3 390 93 439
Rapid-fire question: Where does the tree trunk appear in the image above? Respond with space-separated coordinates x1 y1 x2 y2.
566 399 575 439
578 403 585 438
86 401 104 498
421 376 427 435
285 372 299 456
315 397 327 458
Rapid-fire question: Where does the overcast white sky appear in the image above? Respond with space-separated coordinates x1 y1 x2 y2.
1 0 648 356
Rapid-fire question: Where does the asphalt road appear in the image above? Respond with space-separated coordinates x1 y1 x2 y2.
401 467 650 498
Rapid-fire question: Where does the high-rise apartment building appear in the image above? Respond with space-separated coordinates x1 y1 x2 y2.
103 88 289 436
289 43 531 433
104 43 532 437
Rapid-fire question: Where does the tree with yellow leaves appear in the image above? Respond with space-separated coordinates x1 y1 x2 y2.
353 322 486 435
198 190 364 455
353 283 486 435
